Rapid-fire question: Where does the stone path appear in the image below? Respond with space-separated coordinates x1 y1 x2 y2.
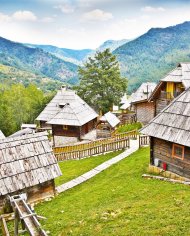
56 139 139 193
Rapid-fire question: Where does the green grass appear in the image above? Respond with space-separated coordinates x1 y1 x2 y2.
36 147 190 236
116 122 142 133
55 150 122 186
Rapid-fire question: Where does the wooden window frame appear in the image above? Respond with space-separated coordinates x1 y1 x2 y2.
63 125 68 130
172 143 184 160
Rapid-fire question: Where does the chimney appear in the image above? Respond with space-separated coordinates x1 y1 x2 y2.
61 85 67 92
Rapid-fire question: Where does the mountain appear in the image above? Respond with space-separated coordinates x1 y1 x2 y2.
25 44 93 65
97 39 131 52
114 21 190 93
0 37 78 86
0 64 63 92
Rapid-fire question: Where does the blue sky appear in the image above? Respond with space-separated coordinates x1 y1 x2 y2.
0 0 190 49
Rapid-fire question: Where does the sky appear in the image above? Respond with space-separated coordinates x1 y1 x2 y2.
0 0 190 49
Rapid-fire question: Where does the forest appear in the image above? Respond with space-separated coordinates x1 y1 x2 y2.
0 83 53 136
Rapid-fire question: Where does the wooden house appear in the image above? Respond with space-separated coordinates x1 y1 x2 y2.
0 132 62 213
149 63 190 115
0 130 5 140
141 87 190 179
36 87 98 145
97 112 120 138
130 82 157 124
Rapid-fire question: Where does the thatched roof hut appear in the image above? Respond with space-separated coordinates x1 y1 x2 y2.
141 87 190 178
0 132 62 211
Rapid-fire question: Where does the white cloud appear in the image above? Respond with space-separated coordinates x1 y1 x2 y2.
41 17 54 23
0 13 11 23
54 1 75 14
12 11 37 21
141 6 166 13
83 9 113 21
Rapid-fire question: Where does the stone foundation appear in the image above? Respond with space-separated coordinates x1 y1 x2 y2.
148 165 190 182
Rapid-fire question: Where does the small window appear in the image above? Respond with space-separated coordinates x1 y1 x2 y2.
63 125 68 130
172 144 184 160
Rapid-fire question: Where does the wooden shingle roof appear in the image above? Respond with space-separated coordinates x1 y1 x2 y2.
149 63 190 101
130 82 157 104
36 87 98 126
141 88 190 146
0 132 62 196
47 101 98 126
0 130 5 140
100 112 120 128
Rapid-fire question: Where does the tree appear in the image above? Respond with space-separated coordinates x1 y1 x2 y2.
77 49 127 113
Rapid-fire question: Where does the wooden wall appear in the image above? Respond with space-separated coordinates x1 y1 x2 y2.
52 124 80 138
52 118 97 139
40 121 52 129
135 101 155 124
0 180 55 213
152 137 190 178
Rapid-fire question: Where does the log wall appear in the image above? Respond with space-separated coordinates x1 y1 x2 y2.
152 138 190 178
0 180 55 213
135 101 155 124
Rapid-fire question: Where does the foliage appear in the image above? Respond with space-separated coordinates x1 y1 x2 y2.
116 122 142 133
0 84 54 136
114 21 190 93
77 49 128 113
0 64 62 92
36 147 190 235
55 150 122 186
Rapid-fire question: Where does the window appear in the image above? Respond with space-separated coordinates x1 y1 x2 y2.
63 125 68 130
172 144 184 160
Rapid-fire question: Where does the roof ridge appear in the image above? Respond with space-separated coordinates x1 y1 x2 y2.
0 131 48 144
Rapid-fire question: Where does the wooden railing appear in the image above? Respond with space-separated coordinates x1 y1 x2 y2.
55 138 130 161
139 135 150 147
53 130 137 161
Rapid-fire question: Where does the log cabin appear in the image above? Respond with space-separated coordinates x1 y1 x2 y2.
130 82 157 124
149 63 190 116
0 132 62 213
141 87 190 179
36 86 98 145
96 112 120 138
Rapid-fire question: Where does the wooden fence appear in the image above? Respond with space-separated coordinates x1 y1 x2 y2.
139 135 150 147
55 138 130 161
53 130 137 161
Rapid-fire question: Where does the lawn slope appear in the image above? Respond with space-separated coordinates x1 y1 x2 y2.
37 147 190 236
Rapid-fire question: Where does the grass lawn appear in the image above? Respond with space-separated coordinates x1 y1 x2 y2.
116 122 142 133
55 150 123 186
36 147 190 236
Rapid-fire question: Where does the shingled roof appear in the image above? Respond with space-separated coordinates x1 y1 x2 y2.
130 82 157 104
0 130 5 140
99 112 120 128
0 132 62 196
149 63 190 101
141 88 190 146
36 87 98 126
47 101 98 126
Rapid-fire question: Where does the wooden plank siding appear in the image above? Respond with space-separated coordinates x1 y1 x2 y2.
152 138 190 178
0 180 55 212
52 119 96 140
134 101 155 124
